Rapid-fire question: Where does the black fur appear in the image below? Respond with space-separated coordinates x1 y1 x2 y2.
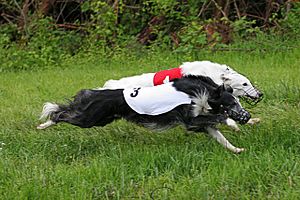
173 75 235 114
48 76 249 130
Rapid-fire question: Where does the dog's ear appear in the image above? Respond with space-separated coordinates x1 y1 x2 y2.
210 85 226 108
220 73 231 82
224 85 233 93
208 99 220 108
216 84 226 97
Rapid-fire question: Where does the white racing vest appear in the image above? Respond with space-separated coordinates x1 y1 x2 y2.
123 82 192 115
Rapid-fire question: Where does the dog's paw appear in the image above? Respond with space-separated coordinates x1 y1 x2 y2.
234 147 245 154
247 118 260 125
37 124 47 130
226 118 240 132
37 120 55 130
233 126 240 132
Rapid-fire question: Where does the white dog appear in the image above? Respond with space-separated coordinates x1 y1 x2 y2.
101 61 262 100
99 61 263 128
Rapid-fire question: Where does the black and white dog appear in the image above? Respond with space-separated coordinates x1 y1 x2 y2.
38 76 250 153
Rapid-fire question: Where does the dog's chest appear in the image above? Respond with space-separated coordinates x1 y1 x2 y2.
123 83 191 115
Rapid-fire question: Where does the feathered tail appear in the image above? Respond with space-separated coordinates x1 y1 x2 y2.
39 102 60 120
37 102 60 129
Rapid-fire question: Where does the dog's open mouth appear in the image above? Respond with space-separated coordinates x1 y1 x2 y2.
241 87 263 106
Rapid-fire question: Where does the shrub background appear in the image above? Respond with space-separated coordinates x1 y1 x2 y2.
0 0 300 71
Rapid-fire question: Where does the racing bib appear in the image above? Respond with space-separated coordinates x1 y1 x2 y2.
153 67 183 86
123 82 191 115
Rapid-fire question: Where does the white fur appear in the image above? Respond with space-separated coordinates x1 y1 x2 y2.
102 73 156 89
99 61 261 99
191 92 211 117
37 120 56 129
180 61 259 98
225 118 240 132
180 61 229 85
247 118 260 125
206 127 244 153
39 102 59 120
37 102 59 129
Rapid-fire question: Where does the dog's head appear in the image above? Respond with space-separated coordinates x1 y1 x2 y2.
208 85 251 124
221 72 263 105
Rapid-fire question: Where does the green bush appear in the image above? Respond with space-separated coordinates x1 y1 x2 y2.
279 2 300 35
0 17 83 72
176 21 207 53
1 1 300 72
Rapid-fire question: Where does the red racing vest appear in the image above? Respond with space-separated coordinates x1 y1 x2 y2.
153 67 183 86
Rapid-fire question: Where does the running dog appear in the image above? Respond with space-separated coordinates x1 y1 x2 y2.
101 61 263 104
38 76 250 153
100 60 263 127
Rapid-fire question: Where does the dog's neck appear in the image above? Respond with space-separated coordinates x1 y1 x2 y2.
173 75 224 115
191 92 212 116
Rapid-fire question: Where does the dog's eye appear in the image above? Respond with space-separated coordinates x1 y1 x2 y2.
242 83 248 86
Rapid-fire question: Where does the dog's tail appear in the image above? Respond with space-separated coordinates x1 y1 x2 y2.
38 89 124 129
39 102 60 120
37 102 60 129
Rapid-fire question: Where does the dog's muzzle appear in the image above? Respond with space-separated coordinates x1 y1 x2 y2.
241 86 263 106
227 108 251 124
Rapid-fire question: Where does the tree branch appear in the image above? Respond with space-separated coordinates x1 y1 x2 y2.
233 0 241 19
211 0 228 19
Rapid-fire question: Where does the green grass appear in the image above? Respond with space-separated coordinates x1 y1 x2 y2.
1 48 300 199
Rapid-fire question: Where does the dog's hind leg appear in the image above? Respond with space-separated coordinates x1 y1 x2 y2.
37 120 56 129
206 127 244 153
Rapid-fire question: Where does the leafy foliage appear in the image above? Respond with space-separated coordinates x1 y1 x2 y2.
0 1 300 71
0 17 83 72
279 2 300 35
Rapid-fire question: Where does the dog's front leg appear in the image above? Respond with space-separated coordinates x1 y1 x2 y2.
225 117 260 129
206 127 244 153
247 118 260 125
225 118 240 131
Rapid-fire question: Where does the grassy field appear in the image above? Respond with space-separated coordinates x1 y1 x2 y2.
1 48 300 199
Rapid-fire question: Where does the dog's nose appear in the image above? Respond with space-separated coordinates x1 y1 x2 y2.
258 92 263 97
238 109 251 124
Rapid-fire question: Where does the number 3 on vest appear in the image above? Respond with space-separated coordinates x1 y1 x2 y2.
130 87 141 97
